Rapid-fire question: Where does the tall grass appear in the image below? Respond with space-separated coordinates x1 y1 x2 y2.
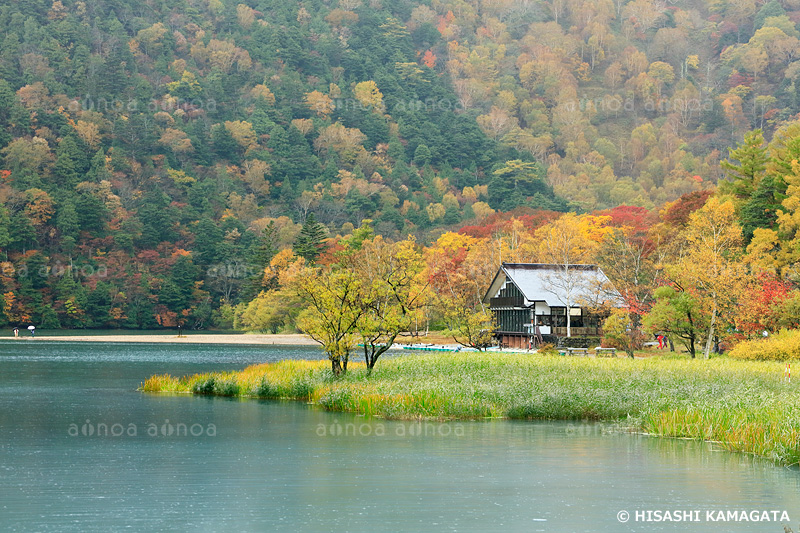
643 406 800 465
141 352 800 465
141 360 326 399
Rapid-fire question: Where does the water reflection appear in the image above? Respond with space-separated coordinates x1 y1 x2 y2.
0 342 797 532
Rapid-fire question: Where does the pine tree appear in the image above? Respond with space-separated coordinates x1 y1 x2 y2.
138 190 174 248
0 205 12 251
55 198 79 240
251 222 277 268
720 129 767 200
75 193 108 235
754 0 785 30
740 174 781 242
293 213 327 263
85 282 113 328
9 212 37 252
161 256 200 312
193 218 223 265
211 125 240 161
53 137 80 189
86 149 111 182
241 222 279 301
413 144 432 166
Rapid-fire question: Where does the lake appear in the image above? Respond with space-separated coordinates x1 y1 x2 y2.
0 340 798 532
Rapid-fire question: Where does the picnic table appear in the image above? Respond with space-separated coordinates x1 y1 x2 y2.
594 347 617 357
559 347 589 356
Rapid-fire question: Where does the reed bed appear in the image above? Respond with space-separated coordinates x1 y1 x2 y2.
141 352 800 465
643 406 800 465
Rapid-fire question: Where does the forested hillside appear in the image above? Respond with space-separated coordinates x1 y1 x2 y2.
0 0 798 329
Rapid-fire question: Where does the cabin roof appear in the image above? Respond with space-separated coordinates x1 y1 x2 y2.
483 263 621 308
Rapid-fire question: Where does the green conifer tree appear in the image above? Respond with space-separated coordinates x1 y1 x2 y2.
720 129 767 200
293 213 327 263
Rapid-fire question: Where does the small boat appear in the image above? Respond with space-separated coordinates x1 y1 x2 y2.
398 344 473 352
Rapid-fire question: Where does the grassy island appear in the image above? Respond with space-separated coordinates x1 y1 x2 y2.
142 352 800 466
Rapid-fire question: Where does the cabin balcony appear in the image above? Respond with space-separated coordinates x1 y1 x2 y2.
552 326 603 337
489 296 524 308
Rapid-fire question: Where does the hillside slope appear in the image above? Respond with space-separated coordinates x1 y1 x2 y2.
1 0 797 328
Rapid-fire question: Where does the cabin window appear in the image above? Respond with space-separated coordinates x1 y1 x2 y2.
582 314 600 329
494 308 533 332
550 307 566 327
498 282 523 300
571 314 584 328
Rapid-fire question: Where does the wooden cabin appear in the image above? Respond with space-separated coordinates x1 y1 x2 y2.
483 263 621 349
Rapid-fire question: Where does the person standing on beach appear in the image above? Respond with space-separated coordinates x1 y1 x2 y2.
13 327 18 337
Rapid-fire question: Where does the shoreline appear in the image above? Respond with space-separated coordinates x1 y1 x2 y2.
5 333 505 352
8 333 320 346
141 353 800 466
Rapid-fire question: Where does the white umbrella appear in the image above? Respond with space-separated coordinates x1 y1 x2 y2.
27 326 35 330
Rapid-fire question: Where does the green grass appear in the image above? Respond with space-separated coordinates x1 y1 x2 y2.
140 352 800 465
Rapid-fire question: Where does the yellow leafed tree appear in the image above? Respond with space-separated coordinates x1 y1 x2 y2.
224 121 257 150
775 160 800 279
304 90 335 118
353 81 384 112
679 197 744 358
534 213 604 337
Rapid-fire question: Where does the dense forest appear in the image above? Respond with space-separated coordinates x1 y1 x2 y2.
0 0 798 329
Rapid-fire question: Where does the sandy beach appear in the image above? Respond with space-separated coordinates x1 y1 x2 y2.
28 334 319 346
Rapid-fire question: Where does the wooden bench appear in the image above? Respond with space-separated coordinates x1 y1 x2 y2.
566 347 589 356
594 347 617 357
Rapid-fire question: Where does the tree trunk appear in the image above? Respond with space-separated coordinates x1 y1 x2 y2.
364 333 397 372
330 357 345 376
686 310 696 358
703 304 717 360
363 343 372 370
566 310 571 338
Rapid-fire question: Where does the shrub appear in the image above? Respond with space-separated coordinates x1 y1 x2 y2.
288 378 315 399
191 376 216 395
602 310 643 358
728 329 800 361
316 387 352 411
212 376 240 396
537 343 558 356
255 378 277 398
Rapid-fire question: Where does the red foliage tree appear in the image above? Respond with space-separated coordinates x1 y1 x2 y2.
735 273 796 335
593 205 654 233
661 190 715 227
422 50 436 68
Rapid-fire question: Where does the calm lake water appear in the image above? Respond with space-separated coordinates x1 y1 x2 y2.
0 340 798 532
